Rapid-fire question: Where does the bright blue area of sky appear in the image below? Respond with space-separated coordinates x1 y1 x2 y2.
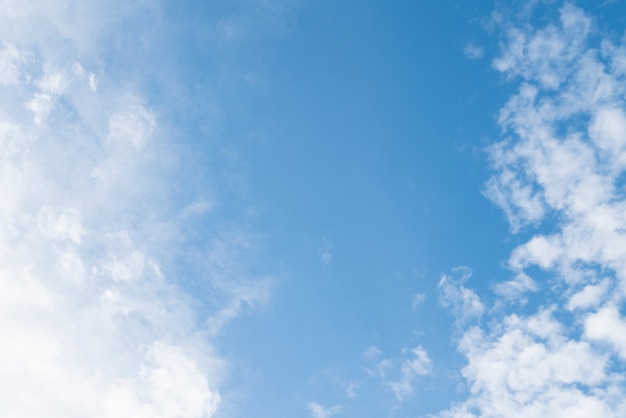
101 0 626 416
197 2 507 415
176 1 506 416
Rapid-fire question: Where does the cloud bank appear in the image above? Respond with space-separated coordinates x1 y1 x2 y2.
440 3 626 417
0 2 267 417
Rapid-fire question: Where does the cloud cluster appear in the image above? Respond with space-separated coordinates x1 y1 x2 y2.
0 2 266 417
440 3 626 417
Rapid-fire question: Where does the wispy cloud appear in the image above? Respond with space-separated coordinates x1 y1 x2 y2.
438 267 484 326
463 41 484 60
308 402 343 418
362 345 383 362
365 345 432 402
320 237 333 266
388 346 433 401
439 3 626 416
411 292 426 308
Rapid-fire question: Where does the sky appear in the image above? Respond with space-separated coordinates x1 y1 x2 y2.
3 0 626 417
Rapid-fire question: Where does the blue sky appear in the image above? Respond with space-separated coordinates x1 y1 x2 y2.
3 0 626 417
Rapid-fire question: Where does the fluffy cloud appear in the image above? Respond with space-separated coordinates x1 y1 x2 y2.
0 2 266 417
441 310 618 418
439 3 626 417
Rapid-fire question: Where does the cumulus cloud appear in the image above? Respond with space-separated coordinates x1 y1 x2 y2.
441 311 616 418
567 278 610 311
439 3 626 417
0 1 268 417
584 305 626 359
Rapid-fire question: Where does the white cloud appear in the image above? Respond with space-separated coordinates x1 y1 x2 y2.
438 267 484 325
308 402 343 418
441 310 617 418
493 3 591 89
320 238 333 266
25 92 54 126
589 107 626 156
101 342 221 418
344 380 359 398
567 279 610 311
439 4 626 417
205 277 272 336
387 346 432 401
584 305 626 359
0 41 24 85
412 292 426 308
107 100 155 151
362 345 382 362
493 272 538 302
367 345 432 402
36 206 84 244
509 235 562 270
89 72 98 92
201 229 275 336
0 2 270 417
463 41 484 60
